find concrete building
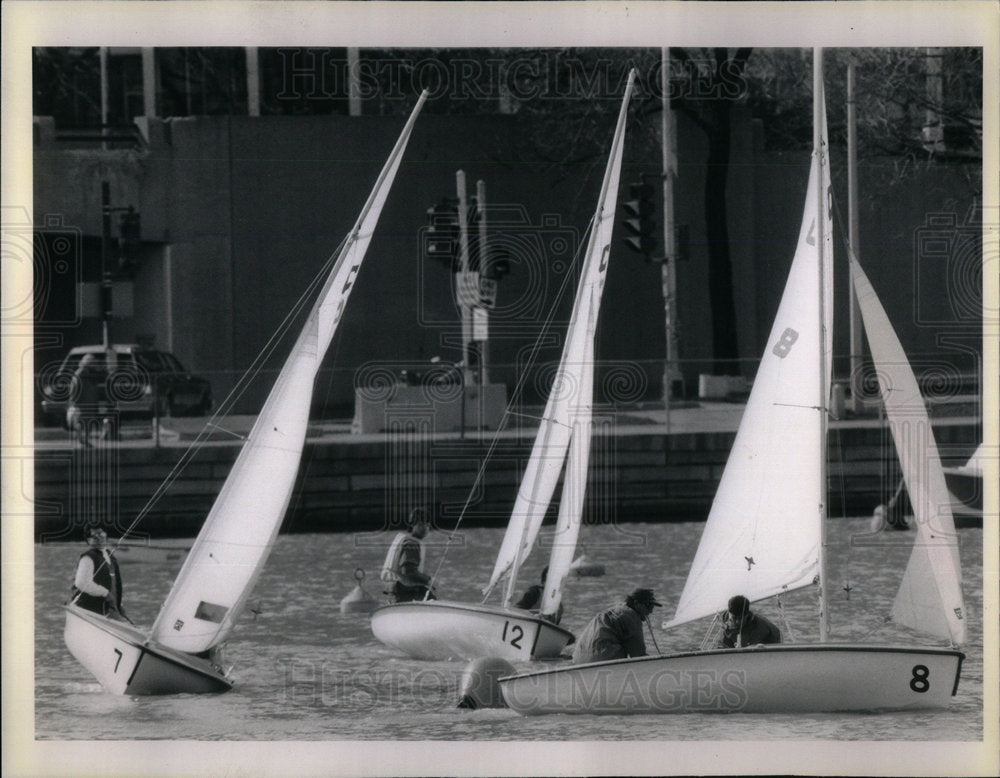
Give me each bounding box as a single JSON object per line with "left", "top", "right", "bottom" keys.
{"left": 32, "top": 48, "right": 982, "bottom": 419}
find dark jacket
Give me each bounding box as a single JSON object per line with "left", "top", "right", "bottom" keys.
{"left": 515, "top": 584, "right": 543, "bottom": 611}
{"left": 572, "top": 604, "right": 646, "bottom": 663}
{"left": 720, "top": 612, "right": 782, "bottom": 648}
{"left": 397, "top": 537, "right": 429, "bottom": 586}
{"left": 72, "top": 547, "right": 122, "bottom": 615}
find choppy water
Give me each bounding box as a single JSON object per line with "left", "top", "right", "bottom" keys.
{"left": 29, "top": 519, "right": 986, "bottom": 771}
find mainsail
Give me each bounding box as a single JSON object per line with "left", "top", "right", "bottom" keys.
{"left": 151, "top": 92, "right": 428, "bottom": 653}
{"left": 486, "top": 70, "right": 635, "bottom": 608}
{"left": 850, "top": 255, "right": 967, "bottom": 646}
{"left": 667, "top": 85, "right": 833, "bottom": 628}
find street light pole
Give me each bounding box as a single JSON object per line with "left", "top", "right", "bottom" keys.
{"left": 477, "top": 178, "right": 489, "bottom": 387}
{"left": 101, "top": 181, "right": 113, "bottom": 349}
{"left": 456, "top": 170, "right": 473, "bottom": 388}
{"left": 847, "top": 60, "right": 864, "bottom": 415}
{"left": 661, "top": 47, "right": 682, "bottom": 423}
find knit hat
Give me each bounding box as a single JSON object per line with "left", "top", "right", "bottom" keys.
{"left": 627, "top": 588, "right": 662, "bottom": 608}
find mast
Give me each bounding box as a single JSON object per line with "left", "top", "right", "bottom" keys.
{"left": 814, "top": 48, "right": 830, "bottom": 642}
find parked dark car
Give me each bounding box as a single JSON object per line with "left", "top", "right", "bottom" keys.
{"left": 39, "top": 344, "right": 212, "bottom": 427}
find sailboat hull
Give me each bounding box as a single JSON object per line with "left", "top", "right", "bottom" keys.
{"left": 64, "top": 606, "right": 233, "bottom": 695}
{"left": 371, "top": 600, "right": 575, "bottom": 661}
{"left": 498, "top": 644, "right": 964, "bottom": 714}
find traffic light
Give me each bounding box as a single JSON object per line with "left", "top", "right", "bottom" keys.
{"left": 117, "top": 208, "right": 141, "bottom": 273}
{"left": 425, "top": 198, "right": 461, "bottom": 270}
{"left": 621, "top": 177, "right": 658, "bottom": 261}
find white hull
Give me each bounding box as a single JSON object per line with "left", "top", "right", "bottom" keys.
{"left": 64, "top": 606, "right": 232, "bottom": 695}
{"left": 499, "top": 644, "right": 964, "bottom": 714}
{"left": 370, "top": 600, "right": 575, "bottom": 661}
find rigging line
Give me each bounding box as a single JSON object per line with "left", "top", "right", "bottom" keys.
{"left": 426, "top": 215, "right": 598, "bottom": 587}
{"left": 201, "top": 421, "right": 248, "bottom": 442}
{"left": 776, "top": 594, "right": 798, "bottom": 643}
{"left": 505, "top": 410, "right": 575, "bottom": 430}
{"left": 115, "top": 235, "right": 350, "bottom": 544}
{"left": 645, "top": 618, "right": 663, "bottom": 656}
{"left": 773, "top": 401, "right": 825, "bottom": 412}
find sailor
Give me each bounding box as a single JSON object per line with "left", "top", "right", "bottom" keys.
{"left": 719, "top": 594, "right": 781, "bottom": 648}
{"left": 381, "top": 508, "right": 435, "bottom": 603}
{"left": 70, "top": 527, "right": 128, "bottom": 621}
{"left": 572, "top": 588, "right": 661, "bottom": 663}
{"left": 515, "top": 566, "right": 563, "bottom": 624}
{"left": 515, "top": 566, "right": 547, "bottom": 611}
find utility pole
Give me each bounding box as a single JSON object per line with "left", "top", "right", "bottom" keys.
{"left": 846, "top": 61, "right": 864, "bottom": 415}
{"left": 922, "top": 48, "right": 946, "bottom": 153}
{"left": 476, "top": 178, "right": 490, "bottom": 387}
{"left": 100, "top": 182, "right": 113, "bottom": 348}
{"left": 661, "top": 47, "right": 683, "bottom": 418}
{"left": 456, "top": 170, "right": 474, "bottom": 388}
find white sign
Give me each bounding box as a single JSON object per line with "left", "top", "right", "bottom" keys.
{"left": 472, "top": 306, "right": 489, "bottom": 341}
{"left": 479, "top": 277, "right": 498, "bottom": 309}
{"left": 456, "top": 271, "right": 481, "bottom": 307}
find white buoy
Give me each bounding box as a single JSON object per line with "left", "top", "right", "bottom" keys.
{"left": 340, "top": 568, "right": 377, "bottom": 614}
{"left": 456, "top": 657, "right": 515, "bottom": 709}
{"left": 569, "top": 554, "right": 605, "bottom": 577}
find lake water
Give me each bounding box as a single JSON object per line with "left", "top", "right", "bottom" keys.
{"left": 27, "top": 518, "right": 988, "bottom": 775}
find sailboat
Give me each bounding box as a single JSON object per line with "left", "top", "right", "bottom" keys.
{"left": 498, "top": 52, "right": 966, "bottom": 714}
{"left": 369, "top": 71, "right": 637, "bottom": 662}
{"left": 63, "top": 92, "right": 428, "bottom": 695}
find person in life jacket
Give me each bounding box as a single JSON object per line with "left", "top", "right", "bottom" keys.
{"left": 70, "top": 527, "right": 128, "bottom": 620}
{"left": 381, "top": 508, "right": 435, "bottom": 603}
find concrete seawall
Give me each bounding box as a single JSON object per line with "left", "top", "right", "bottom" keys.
{"left": 33, "top": 401, "right": 981, "bottom": 540}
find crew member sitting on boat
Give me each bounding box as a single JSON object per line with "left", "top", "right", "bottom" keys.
{"left": 719, "top": 594, "right": 781, "bottom": 648}
{"left": 70, "top": 527, "right": 128, "bottom": 621}
{"left": 572, "top": 587, "right": 661, "bottom": 663}
{"left": 514, "top": 566, "right": 563, "bottom": 624}
{"left": 381, "top": 508, "right": 435, "bottom": 603}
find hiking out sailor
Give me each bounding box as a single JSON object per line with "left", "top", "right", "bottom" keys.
{"left": 70, "top": 527, "right": 128, "bottom": 621}
{"left": 381, "top": 508, "right": 435, "bottom": 602}
{"left": 572, "top": 588, "right": 661, "bottom": 663}
{"left": 719, "top": 594, "right": 782, "bottom": 648}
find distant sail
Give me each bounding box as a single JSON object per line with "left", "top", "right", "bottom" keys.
{"left": 850, "top": 255, "right": 966, "bottom": 646}
{"left": 151, "top": 92, "right": 428, "bottom": 653}
{"left": 668, "top": 85, "right": 833, "bottom": 628}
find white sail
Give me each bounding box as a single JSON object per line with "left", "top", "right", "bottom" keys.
{"left": 151, "top": 92, "right": 428, "bottom": 653}
{"left": 539, "top": 306, "right": 596, "bottom": 619}
{"left": 486, "top": 70, "right": 635, "bottom": 605}
{"left": 668, "top": 88, "right": 833, "bottom": 628}
{"left": 850, "top": 256, "right": 966, "bottom": 646}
